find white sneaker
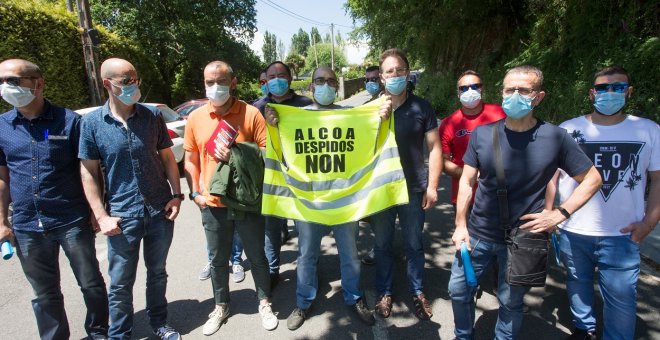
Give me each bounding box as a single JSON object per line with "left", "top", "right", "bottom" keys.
{"left": 232, "top": 264, "right": 245, "bottom": 283}
{"left": 258, "top": 303, "right": 278, "bottom": 330}
{"left": 202, "top": 304, "right": 229, "bottom": 336}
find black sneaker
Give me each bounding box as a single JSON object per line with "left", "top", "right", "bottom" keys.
{"left": 153, "top": 324, "right": 181, "bottom": 340}
{"left": 350, "top": 298, "right": 375, "bottom": 326}
{"left": 567, "top": 328, "right": 597, "bottom": 340}
{"left": 287, "top": 307, "right": 309, "bottom": 330}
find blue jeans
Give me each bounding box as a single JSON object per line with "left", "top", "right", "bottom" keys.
{"left": 106, "top": 211, "right": 174, "bottom": 339}
{"left": 201, "top": 207, "right": 271, "bottom": 304}
{"left": 15, "top": 224, "right": 109, "bottom": 340}
{"left": 560, "top": 230, "right": 639, "bottom": 340}
{"left": 265, "top": 216, "right": 285, "bottom": 274}
{"left": 371, "top": 191, "right": 426, "bottom": 296}
{"left": 448, "top": 237, "right": 529, "bottom": 340}
{"left": 295, "top": 221, "right": 362, "bottom": 309}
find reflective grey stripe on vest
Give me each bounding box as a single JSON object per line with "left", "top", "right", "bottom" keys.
{"left": 264, "top": 146, "right": 400, "bottom": 192}
{"left": 263, "top": 169, "right": 405, "bottom": 210}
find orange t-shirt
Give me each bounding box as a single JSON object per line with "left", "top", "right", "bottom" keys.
{"left": 184, "top": 99, "right": 267, "bottom": 207}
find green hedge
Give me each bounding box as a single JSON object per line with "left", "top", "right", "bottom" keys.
{"left": 0, "top": 0, "right": 163, "bottom": 112}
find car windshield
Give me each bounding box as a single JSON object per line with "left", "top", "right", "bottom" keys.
{"left": 146, "top": 104, "right": 181, "bottom": 123}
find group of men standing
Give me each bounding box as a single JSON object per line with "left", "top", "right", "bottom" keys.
{"left": 0, "top": 46, "right": 657, "bottom": 340}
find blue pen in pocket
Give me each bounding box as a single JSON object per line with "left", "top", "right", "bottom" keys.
{"left": 44, "top": 128, "right": 49, "bottom": 141}
{"left": 551, "top": 232, "right": 561, "bottom": 266}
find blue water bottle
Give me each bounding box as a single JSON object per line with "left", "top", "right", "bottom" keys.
{"left": 1, "top": 240, "right": 13, "bottom": 260}
{"left": 551, "top": 232, "right": 561, "bottom": 266}
{"left": 460, "top": 242, "right": 478, "bottom": 287}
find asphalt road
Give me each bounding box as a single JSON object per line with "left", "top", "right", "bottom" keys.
{"left": 1, "top": 176, "right": 659, "bottom": 340}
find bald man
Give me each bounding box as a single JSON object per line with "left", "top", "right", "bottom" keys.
{"left": 183, "top": 60, "right": 277, "bottom": 335}
{"left": 79, "top": 58, "right": 183, "bottom": 340}
{"left": 0, "top": 59, "right": 109, "bottom": 339}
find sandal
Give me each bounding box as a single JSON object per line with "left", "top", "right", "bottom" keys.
{"left": 413, "top": 293, "right": 433, "bottom": 320}
{"left": 375, "top": 295, "right": 392, "bottom": 318}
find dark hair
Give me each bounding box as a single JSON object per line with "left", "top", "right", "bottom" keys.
{"left": 457, "top": 70, "right": 481, "bottom": 87}
{"left": 365, "top": 65, "right": 379, "bottom": 73}
{"left": 505, "top": 65, "right": 544, "bottom": 89}
{"left": 379, "top": 48, "right": 409, "bottom": 70}
{"left": 266, "top": 61, "right": 292, "bottom": 78}
{"left": 594, "top": 65, "right": 630, "bottom": 83}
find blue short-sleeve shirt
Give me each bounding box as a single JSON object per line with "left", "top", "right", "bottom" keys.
{"left": 0, "top": 101, "right": 89, "bottom": 231}
{"left": 78, "top": 102, "right": 174, "bottom": 217}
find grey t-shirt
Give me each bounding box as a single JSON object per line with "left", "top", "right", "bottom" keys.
{"left": 463, "top": 119, "right": 592, "bottom": 244}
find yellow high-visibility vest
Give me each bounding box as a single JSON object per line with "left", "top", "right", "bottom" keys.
{"left": 262, "top": 97, "right": 409, "bottom": 225}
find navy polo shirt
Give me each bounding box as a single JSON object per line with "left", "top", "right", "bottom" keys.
{"left": 0, "top": 100, "right": 89, "bottom": 232}
{"left": 78, "top": 102, "right": 174, "bottom": 217}
{"left": 393, "top": 93, "right": 438, "bottom": 192}
{"left": 252, "top": 90, "right": 313, "bottom": 114}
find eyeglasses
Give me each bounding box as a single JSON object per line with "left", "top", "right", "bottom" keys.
{"left": 381, "top": 67, "right": 408, "bottom": 76}
{"left": 107, "top": 77, "right": 140, "bottom": 86}
{"left": 503, "top": 87, "right": 537, "bottom": 96}
{"left": 593, "top": 82, "right": 629, "bottom": 94}
{"left": 364, "top": 77, "right": 380, "bottom": 83}
{"left": 458, "top": 83, "right": 482, "bottom": 93}
{"left": 0, "top": 76, "right": 37, "bottom": 86}
{"left": 313, "top": 77, "right": 339, "bottom": 87}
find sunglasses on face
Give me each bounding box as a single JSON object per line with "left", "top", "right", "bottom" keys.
{"left": 107, "top": 77, "right": 140, "bottom": 86}
{"left": 0, "top": 76, "right": 38, "bottom": 86}
{"left": 364, "top": 77, "right": 380, "bottom": 83}
{"left": 593, "top": 82, "right": 629, "bottom": 94}
{"left": 458, "top": 83, "right": 482, "bottom": 93}
{"left": 313, "top": 77, "right": 339, "bottom": 87}
{"left": 381, "top": 67, "right": 408, "bottom": 76}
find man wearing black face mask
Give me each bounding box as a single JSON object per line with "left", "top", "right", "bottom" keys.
{"left": 79, "top": 58, "right": 183, "bottom": 340}
{"left": 0, "top": 59, "right": 110, "bottom": 340}
{"left": 548, "top": 65, "right": 659, "bottom": 340}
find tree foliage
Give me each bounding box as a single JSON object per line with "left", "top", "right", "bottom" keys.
{"left": 290, "top": 28, "right": 310, "bottom": 56}
{"left": 90, "top": 0, "right": 260, "bottom": 105}
{"left": 347, "top": 0, "right": 660, "bottom": 123}
{"left": 310, "top": 27, "right": 322, "bottom": 46}
{"left": 262, "top": 31, "right": 278, "bottom": 63}
{"left": 303, "top": 43, "right": 347, "bottom": 74}
{"left": 285, "top": 53, "right": 305, "bottom": 79}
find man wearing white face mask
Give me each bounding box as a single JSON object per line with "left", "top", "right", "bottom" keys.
{"left": 449, "top": 65, "right": 602, "bottom": 339}
{"left": 547, "top": 65, "right": 659, "bottom": 340}
{"left": 0, "top": 59, "right": 110, "bottom": 339}
{"left": 184, "top": 60, "right": 278, "bottom": 334}
{"left": 79, "top": 58, "right": 183, "bottom": 339}
{"left": 439, "top": 70, "right": 505, "bottom": 207}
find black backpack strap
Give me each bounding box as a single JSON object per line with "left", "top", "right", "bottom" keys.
{"left": 492, "top": 121, "right": 510, "bottom": 230}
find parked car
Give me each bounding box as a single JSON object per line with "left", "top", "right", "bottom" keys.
{"left": 74, "top": 103, "right": 186, "bottom": 164}
{"left": 174, "top": 99, "right": 208, "bottom": 119}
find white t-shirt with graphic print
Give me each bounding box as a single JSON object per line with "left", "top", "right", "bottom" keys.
{"left": 557, "top": 115, "right": 660, "bottom": 236}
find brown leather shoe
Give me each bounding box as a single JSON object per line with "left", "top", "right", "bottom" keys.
{"left": 413, "top": 293, "right": 433, "bottom": 320}
{"left": 375, "top": 295, "right": 392, "bottom": 318}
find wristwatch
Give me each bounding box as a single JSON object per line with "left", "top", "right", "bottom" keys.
{"left": 172, "top": 193, "right": 185, "bottom": 200}
{"left": 189, "top": 191, "right": 201, "bottom": 200}
{"left": 555, "top": 206, "right": 571, "bottom": 219}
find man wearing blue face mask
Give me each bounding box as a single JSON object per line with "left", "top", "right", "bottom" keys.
{"left": 364, "top": 65, "right": 383, "bottom": 103}
{"left": 0, "top": 59, "right": 110, "bottom": 340}
{"left": 371, "top": 48, "right": 442, "bottom": 321}
{"left": 548, "top": 65, "right": 659, "bottom": 340}
{"left": 253, "top": 61, "right": 313, "bottom": 289}
{"left": 79, "top": 58, "right": 183, "bottom": 340}
{"left": 449, "top": 65, "right": 602, "bottom": 339}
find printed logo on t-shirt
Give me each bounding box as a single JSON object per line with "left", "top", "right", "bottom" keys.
{"left": 570, "top": 130, "right": 644, "bottom": 201}
{"left": 455, "top": 129, "right": 471, "bottom": 138}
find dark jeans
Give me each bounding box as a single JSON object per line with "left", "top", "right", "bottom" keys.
{"left": 15, "top": 224, "right": 109, "bottom": 339}
{"left": 371, "top": 191, "right": 426, "bottom": 296}
{"left": 106, "top": 211, "right": 174, "bottom": 339}
{"left": 201, "top": 207, "right": 271, "bottom": 304}
{"left": 264, "top": 216, "right": 285, "bottom": 274}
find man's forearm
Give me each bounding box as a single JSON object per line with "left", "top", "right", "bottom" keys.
{"left": 80, "top": 162, "right": 108, "bottom": 218}
{"left": 184, "top": 151, "right": 202, "bottom": 193}
{"left": 443, "top": 159, "right": 463, "bottom": 180}
{"left": 427, "top": 147, "right": 442, "bottom": 191}
{"left": 0, "top": 167, "right": 11, "bottom": 224}
{"left": 562, "top": 166, "right": 602, "bottom": 215}
{"left": 161, "top": 150, "right": 181, "bottom": 194}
